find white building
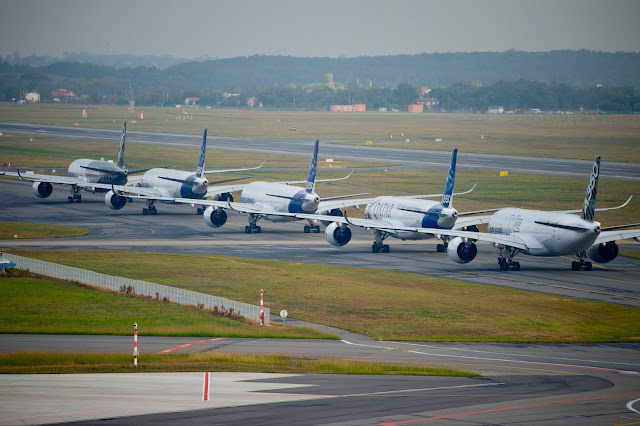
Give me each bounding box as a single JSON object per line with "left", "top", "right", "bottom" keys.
{"left": 25, "top": 92, "right": 40, "bottom": 103}
{"left": 487, "top": 106, "right": 504, "bottom": 114}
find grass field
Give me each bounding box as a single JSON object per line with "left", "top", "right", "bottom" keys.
{"left": 1, "top": 104, "right": 639, "bottom": 162}
{"left": 0, "top": 352, "right": 477, "bottom": 376}
{"left": 0, "top": 222, "right": 89, "bottom": 239}
{"left": 0, "top": 274, "right": 335, "bottom": 339}
{"left": 4, "top": 249, "right": 639, "bottom": 343}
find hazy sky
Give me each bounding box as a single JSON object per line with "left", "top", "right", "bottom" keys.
{"left": 2, "top": 0, "right": 639, "bottom": 59}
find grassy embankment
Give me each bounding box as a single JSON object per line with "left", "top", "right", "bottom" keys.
{"left": 0, "top": 352, "right": 477, "bottom": 376}
{"left": 1, "top": 103, "right": 639, "bottom": 162}
{"left": 0, "top": 222, "right": 89, "bottom": 239}
{"left": 3, "top": 250, "right": 639, "bottom": 343}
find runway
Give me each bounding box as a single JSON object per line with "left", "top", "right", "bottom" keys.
{"left": 1, "top": 124, "right": 640, "bottom": 424}
{"left": 2, "top": 178, "right": 640, "bottom": 308}
{"left": 1, "top": 334, "right": 639, "bottom": 425}
{"left": 2, "top": 121, "right": 640, "bottom": 181}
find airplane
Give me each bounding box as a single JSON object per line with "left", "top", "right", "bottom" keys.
{"left": 119, "top": 139, "right": 367, "bottom": 232}
{"left": 323, "top": 148, "right": 495, "bottom": 253}
{"left": 105, "top": 128, "right": 265, "bottom": 215}
{"left": 1, "top": 122, "right": 132, "bottom": 203}
{"left": 299, "top": 156, "right": 639, "bottom": 271}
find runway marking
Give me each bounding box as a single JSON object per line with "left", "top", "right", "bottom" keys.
{"left": 203, "top": 372, "right": 210, "bottom": 401}
{"left": 392, "top": 341, "right": 640, "bottom": 369}
{"left": 341, "top": 340, "right": 640, "bottom": 376}
{"left": 157, "top": 337, "right": 226, "bottom": 354}
{"left": 628, "top": 398, "right": 640, "bottom": 415}
{"left": 341, "top": 382, "right": 504, "bottom": 398}
{"left": 378, "top": 391, "right": 640, "bottom": 425}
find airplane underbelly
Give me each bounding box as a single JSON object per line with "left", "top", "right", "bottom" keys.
{"left": 263, "top": 215, "right": 298, "bottom": 223}
{"left": 391, "top": 231, "right": 432, "bottom": 241}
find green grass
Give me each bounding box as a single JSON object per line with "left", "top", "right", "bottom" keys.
{"left": 1, "top": 104, "right": 639, "bottom": 162}
{"left": 0, "top": 275, "right": 335, "bottom": 339}
{"left": 4, "top": 250, "right": 639, "bottom": 343}
{"left": 0, "top": 352, "right": 478, "bottom": 376}
{"left": 0, "top": 222, "right": 89, "bottom": 239}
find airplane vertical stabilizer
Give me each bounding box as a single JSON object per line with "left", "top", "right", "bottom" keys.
{"left": 441, "top": 148, "right": 457, "bottom": 208}
{"left": 581, "top": 156, "right": 600, "bottom": 222}
{"left": 305, "top": 140, "right": 319, "bottom": 193}
{"left": 117, "top": 122, "right": 126, "bottom": 169}
{"left": 195, "top": 128, "right": 207, "bottom": 178}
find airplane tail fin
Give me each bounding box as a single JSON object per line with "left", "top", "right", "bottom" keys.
{"left": 305, "top": 140, "right": 319, "bottom": 193}
{"left": 441, "top": 148, "right": 457, "bottom": 208}
{"left": 580, "top": 156, "right": 600, "bottom": 222}
{"left": 117, "top": 122, "right": 126, "bottom": 169}
{"left": 195, "top": 128, "right": 207, "bottom": 177}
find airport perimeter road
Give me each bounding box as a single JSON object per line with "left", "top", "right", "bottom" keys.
{"left": 2, "top": 121, "right": 640, "bottom": 181}
{"left": 1, "top": 335, "right": 639, "bottom": 425}
{"left": 2, "top": 178, "right": 640, "bottom": 308}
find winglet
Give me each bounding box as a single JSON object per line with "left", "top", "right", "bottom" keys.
{"left": 306, "top": 140, "right": 319, "bottom": 193}
{"left": 117, "top": 121, "right": 126, "bottom": 169}
{"left": 581, "top": 156, "right": 600, "bottom": 222}
{"left": 441, "top": 148, "right": 457, "bottom": 208}
{"left": 195, "top": 128, "right": 207, "bottom": 178}
{"left": 17, "top": 168, "right": 24, "bottom": 180}
{"left": 343, "top": 210, "right": 354, "bottom": 225}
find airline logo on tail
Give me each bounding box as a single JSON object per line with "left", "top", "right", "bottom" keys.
{"left": 117, "top": 122, "right": 126, "bottom": 169}
{"left": 441, "top": 148, "right": 457, "bottom": 208}
{"left": 306, "top": 140, "right": 319, "bottom": 193}
{"left": 581, "top": 156, "right": 600, "bottom": 222}
{"left": 195, "top": 129, "right": 207, "bottom": 177}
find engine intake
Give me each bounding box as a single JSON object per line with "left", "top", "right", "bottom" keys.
{"left": 325, "top": 222, "right": 351, "bottom": 247}
{"left": 203, "top": 206, "right": 228, "bottom": 228}
{"left": 211, "top": 193, "right": 233, "bottom": 202}
{"left": 104, "top": 190, "right": 127, "bottom": 210}
{"left": 446, "top": 237, "right": 478, "bottom": 264}
{"left": 320, "top": 208, "right": 344, "bottom": 226}
{"left": 32, "top": 181, "right": 53, "bottom": 198}
{"left": 587, "top": 242, "right": 618, "bottom": 264}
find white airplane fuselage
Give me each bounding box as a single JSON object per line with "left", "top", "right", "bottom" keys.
{"left": 487, "top": 208, "right": 601, "bottom": 256}
{"left": 364, "top": 196, "right": 458, "bottom": 240}
{"left": 241, "top": 181, "right": 320, "bottom": 222}
{"left": 137, "top": 169, "right": 208, "bottom": 199}
{"left": 67, "top": 159, "right": 128, "bottom": 189}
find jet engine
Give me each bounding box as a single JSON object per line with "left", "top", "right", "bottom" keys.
{"left": 211, "top": 193, "right": 233, "bottom": 202}
{"left": 325, "top": 222, "right": 352, "bottom": 247}
{"left": 104, "top": 190, "right": 127, "bottom": 210}
{"left": 320, "top": 208, "right": 344, "bottom": 227}
{"left": 32, "top": 182, "right": 53, "bottom": 198}
{"left": 446, "top": 237, "right": 478, "bottom": 264}
{"left": 587, "top": 241, "right": 619, "bottom": 263}
{"left": 203, "top": 206, "right": 228, "bottom": 228}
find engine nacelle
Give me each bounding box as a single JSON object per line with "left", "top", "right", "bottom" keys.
{"left": 203, "top": 206, "right": 228, "bottom": 228}
{"left": 32, "top": 181, "right": 53, "bottom": 198}
{"left": 587, "top": 241, "right": 619, "bottom": 264}
{"left": 320, "top": 208, "right": 344, "bottom": 226}
{"left": 325, "top": 222, "right": 352, "bottom": 247}
{"left": 446, "top": 237, "right": 478, "bottom": 264}
{"left": 211, "top": 193, "right": 234, "bottom": 202}
{"left": 104, "top": 190, "right": 127, "bottom": 210}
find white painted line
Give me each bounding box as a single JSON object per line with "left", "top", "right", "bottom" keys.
{"left": 341, "top": 382, "right": 504, "bottom": 398}
{"left": 627, "top": 397, "right": 640, "bottom": 414}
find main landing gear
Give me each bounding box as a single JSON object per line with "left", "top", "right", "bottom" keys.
{"left": 245, "top": 213, "right": 262, "bottom": 233}
{"left": 142, "top": 200, "right": 157, "bottom": 215}
{"left": 372, "top": 230, "right": 390, "bottom": 253}
{"left": 304, "top": 221, "right": 320, "bottom": 233}
{"left": 572, "top": 252, "right": 592, "bottom": 271}
{"left": 436, "top": 242, "right": 448, "bottom": 253}
{"left": 67, "top": 185, "right": 82, "bottom": 203}
{"left": 498, "top": 246, "right": 521, "bottom": 271}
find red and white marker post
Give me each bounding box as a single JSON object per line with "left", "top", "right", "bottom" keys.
{"left": 133, "top": 322, "right": 138, "bottom": 367}
{"left": 260, "top": 289, "right": 265, "bottom": 326}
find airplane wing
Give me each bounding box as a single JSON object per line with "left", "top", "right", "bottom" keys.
{"left": 556, "top": 195, "right": 633, "bottom": 215}
{"left": 595, "top": 227, "right": 640, "bottom": 245}
{"left": 3, "top": 170, "right": 83, "bottom": 185}
{"left": 404, "top": 182, "right": 479, "bottom": 199}
{"left": 453, "top": 215, "right": 493, "bottom": 229}
{"left": 280, "top": 169, "right": 354, "bottom": 185}
{"left": 203, "top": 160, "right": 266, "bottom": 174}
